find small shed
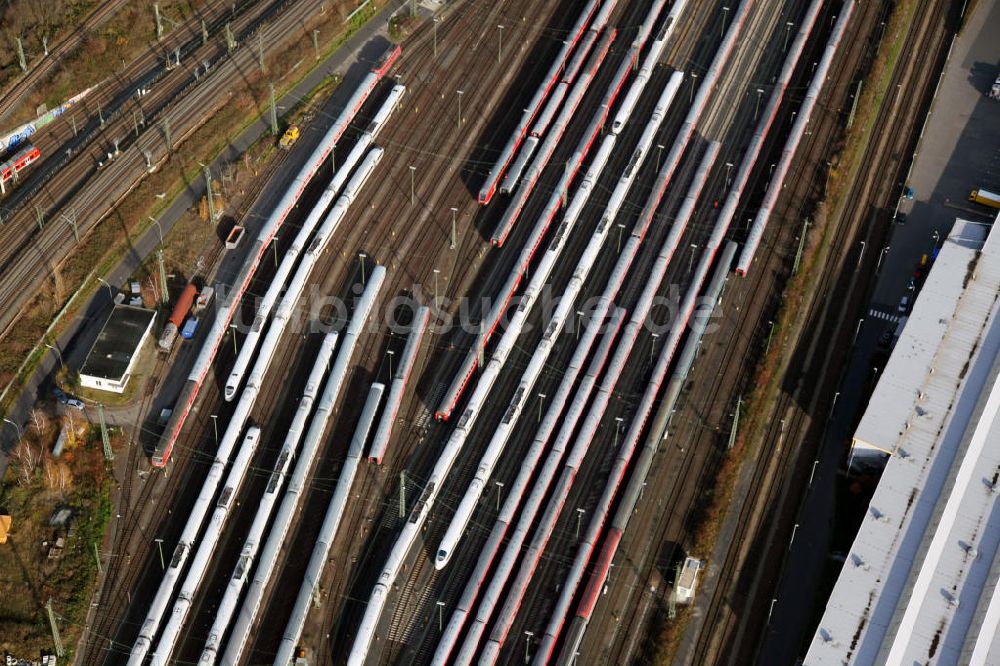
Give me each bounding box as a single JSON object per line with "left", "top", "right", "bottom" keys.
{"left": 675, "top": 556, "right": 704, "bottom": 604}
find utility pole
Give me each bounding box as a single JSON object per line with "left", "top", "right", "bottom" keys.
{"left": 154, "top": 538, "right": 165, "bottom": 570}
{"left": 497, "top": 24, "right": 504, "bottom": 64}
{"left": 204, "top": 166, "right": 216, "bottom": 222}
{"left": 162, "top": 118, "right": 172, "bottom": 152}
{"left": 847, "top": 80, "right": 863, "bottom": 129}
{"left": 399, "top": 470, "right": 406, "bottom": 519}
{"left": 98, "top": 404, "right": 113, "bottom": 461}
{"left": 409, "top": 165, "right": 416, "bottom": 206}
{"left": 42, "top": 35, "right": 48, "bottom": 56}
{"left": 62, "top": 210, "right": 79, "bottom": 243}
{"left": 133, "top": 110, "right": 140, "bottom": 137}
{"left": 93, "top": 541, "right": 103, "bottom": 576}
{"left": 754, "top": 88, "right": 764, "bottom": 120}
{"left": 97, "top": 100, "right": 104, "bottom": 127}
{"left": 201, "top": 19, "right": 208, "bottom": 45}
{"left": 16, "top": 37, "right": 26, "bottom": 72}
{"left": 154, "top": 3, "right": 163, "bottom": 40}
{"left": 450, "top": 207, "right": 458, "bottom": 249}
{"left": 477, "top": 320, "right": 485, "bottom": 367}
{"left": 728, "top": 395, "right": 741, "bottom": 449}
{"left": 433, "top": 17, "right": 440, "bottom": 57}
{"left": 792, "top": 219, "right": 810, "bottom": 274}
{"left": 46, "top": 599, "right": 65, "bottom": 657}
{"left": 410, "top": 0, "right": 417, "bottom": 16}
{"left": 34, "top": 206, "right": 44, "bottom": 232}
{"left": 157, "top": 250, "right": 169, "bottom": 304}
{"left": 456, "top": 89, "right": 463, "bottom": 128}
{"left": 269, "top": 82, "right": 278, "bottom": 136}
{"left": 258, "top": 32, "right": 266, "bottom": 72}
{"left": 312, "top": 29, "right": 320, "bottom": 60}
{"left": 225, "top": 23, "right": 235, "bottom": 52}
{"left": 71, "top": 116, "right": 77, "bottom": 136}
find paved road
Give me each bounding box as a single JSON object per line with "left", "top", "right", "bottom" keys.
{"left": 0, "top": 0, "right": 408, "bottom": 479}
{"left": 758, "top": 0, "right": 1000, "bottom": 662}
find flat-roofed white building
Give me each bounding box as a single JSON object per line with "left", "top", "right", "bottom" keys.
{"left": 807, "top": 214, "right": 1000, "bottom": 665}
{"left": 79, "top": 305, "right": 156, "bottom": 394}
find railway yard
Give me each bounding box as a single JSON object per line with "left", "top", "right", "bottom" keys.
{"left": 0, "top": 0, "right": 978, "bottom": 663}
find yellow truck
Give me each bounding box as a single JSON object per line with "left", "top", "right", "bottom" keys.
{"left": 279, "top": 125, "right": 300, "bottom": 150}
{"left": 969, "top": 189, "right": 1000, "bottom": 209}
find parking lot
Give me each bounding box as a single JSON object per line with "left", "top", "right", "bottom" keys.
{"left": 872, "top": 2, "right": 1000, "bottom": 321}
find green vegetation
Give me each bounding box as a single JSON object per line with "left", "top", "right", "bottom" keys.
{"left": 389, "top": 13, "right": 419, "bottom": 43}
{"left": 0, "top": 413, "right": 116, "bottom": 662}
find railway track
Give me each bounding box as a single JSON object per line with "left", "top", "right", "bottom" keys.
{"left": 0, "top": 0, "right": 276, "bottom": 256}
{"left": 75, "top": 93, "right": 300, "bottom": 666}
{"left": 350, "top": 0, "right": 762, "bottom": 661}
{"left": 507, "top": 0, "right": 870, "bottom": 660}
{"left": 687, "top": 0, "right": 951, "bottom": 660}
{"left": 0, "top": 0, "right": 132, "bottom": 124}
{"left": 280, "top": 0, "right": 594, "bottom": 660}
{"left": 69, "top": 0, "right": 945, "bottom": 661}
{"left": 0, "top": 0, "right": 344, "bottom": 345}
{"left": 490, "top": 0, "right": 816, "bottom": 657}
{"left": 78, "top": 0, "right": 568, "bottom": 660}
{"left": 349, "top": 0, "right": 769, "bottom": 659}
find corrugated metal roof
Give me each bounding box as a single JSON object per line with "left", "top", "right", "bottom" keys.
{"left": 807, "top": 217, "right": 1000, "bottom": 665}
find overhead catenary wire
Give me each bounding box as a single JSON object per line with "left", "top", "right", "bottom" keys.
{"left": 556, "top": 240, "right": 738, "bottom": 664}
{"left": 221, "top": 265, "right": 387, "bottom": 666}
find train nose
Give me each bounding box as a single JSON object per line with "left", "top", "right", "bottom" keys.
{"left": 435, "top": 548, "right": 450, "bottom": 570}
{"left": 224, "top": 383, "right": 237, "bottom": 401}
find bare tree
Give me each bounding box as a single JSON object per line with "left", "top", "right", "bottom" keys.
{"left": 30, "top": 407, "right": 48, "bottom": 434}
{"left": 12, "top": 439, "right": 40, "bottom": 485}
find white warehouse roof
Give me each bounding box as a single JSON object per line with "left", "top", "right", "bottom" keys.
{"left": 851, "top": 219, "right": 990, "bottom": 459}
{"left": 807, "top": 215, "right": 1000, "bottom": 665}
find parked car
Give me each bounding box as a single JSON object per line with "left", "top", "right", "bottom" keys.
{"left": 52, "top": 387, "right": 68, "bottom": 404}
{"left": 898, "top": 296, "right": 910, "bottom": 313}
{"left": 66, "top": 398, "right": 85, "bottom": 411}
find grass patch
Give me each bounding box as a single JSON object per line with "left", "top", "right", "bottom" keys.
{"left": 0, "top": 411, "right": 117, "bottom": 661}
